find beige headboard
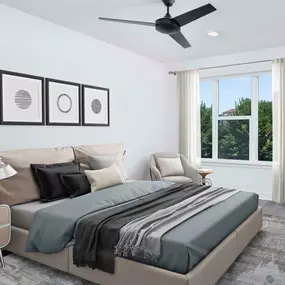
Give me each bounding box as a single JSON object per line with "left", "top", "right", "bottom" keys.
{"left": 73, "top": 143, "right": 125, "bottom": 170}
{"left": 0, "top": 143, "right": 125, "bottom": 206}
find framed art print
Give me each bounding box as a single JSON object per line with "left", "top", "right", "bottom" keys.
{"left": 46, "top": 78, "right": 81, "bottom": 126}
{"left": 0, "top": 70, "right": 44, "bottom": 125}
{"left": 82, "top": 85, "right": 110, "bottom": 126}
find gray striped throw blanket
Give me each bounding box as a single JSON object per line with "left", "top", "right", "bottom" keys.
{"left": 114, "top": 186, "right": 239, "bottom": 261}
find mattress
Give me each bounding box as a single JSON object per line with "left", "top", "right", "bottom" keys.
{"left": 11, "top": 199, "right": 69, "bottom": 230}
{"left": 11, "top": 181, "right": 145, "bottom": 230}
{"left": 131, "top": 191, "right": 259, "bottom": 274}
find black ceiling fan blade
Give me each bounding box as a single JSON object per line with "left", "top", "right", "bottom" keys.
{"left": 98, "top": 17, "right": 155, "bottom": 27}
{"left": 173, "top": 3, "right": 217, "bottom": 27}
{"left": 169, "top": 32, "right": 191, "bottom": 48}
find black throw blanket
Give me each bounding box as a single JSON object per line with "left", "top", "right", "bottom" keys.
{"left": 73, "top": 183, "right": 207, "bottom": 274}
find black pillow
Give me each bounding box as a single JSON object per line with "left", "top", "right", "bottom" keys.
{"left": 31, "top": 162, "right": 79, "bottom": 202}
{"left": 31, "top": 161, "right": 78, "bottom": 186}
{"left": 60, "top": 172, "right": 91, "bottom": 198}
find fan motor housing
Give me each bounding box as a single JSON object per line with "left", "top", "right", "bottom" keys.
{"left": 155, "top": 18, "right": 180, "bottom": 35}
{"left": 162, "top": 0, "right": 175, "bottom": 7}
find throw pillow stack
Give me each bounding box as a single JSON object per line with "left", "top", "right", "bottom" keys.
{"left": 30, "top": 153, "right": 127, "bottom": 202}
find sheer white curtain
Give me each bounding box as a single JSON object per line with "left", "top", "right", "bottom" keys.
{"left": 177, "top": 70, "right": 201, "bottom": 168}
{"left": 272, "top": 58, "right": 285, "bottom": 203}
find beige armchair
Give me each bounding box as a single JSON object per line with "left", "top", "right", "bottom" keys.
{"left": 149, "top": 153, "right": 199, "bottom": 183}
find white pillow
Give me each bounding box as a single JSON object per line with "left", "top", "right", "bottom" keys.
{"left": 156, "top": 157, "right": 184, "bottom": 177}
{"left": 85, "top": 163, "right": 126, "bottom": 192}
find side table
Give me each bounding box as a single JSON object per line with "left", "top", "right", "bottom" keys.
{"left": 198, "top": 169, "right": 213, "bottom": 186}
{"left": 0, "top": 205, "right": 11, "bottom": 267}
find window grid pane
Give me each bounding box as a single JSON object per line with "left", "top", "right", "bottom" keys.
{"left": 218, "top": 119, "right": 250, "bottom": 160}
{"left": 200, "top": 81, "right": 212, "bottom": 158}
{"left": 218, "top": 77, "right": 251, "bottom": 117}
{"left": 258, "top": 74, "right": 272, "bottom": 161}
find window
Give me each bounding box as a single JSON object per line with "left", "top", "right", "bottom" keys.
{"left": 200, "top": 73, "right": 272, "bottom": 162}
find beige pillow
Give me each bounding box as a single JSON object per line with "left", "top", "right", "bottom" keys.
{"left": 157, "top": 157, "right": 184, "bottom": 177}
{"left": 85, "top": 163, "right": 126, "bottom": 192}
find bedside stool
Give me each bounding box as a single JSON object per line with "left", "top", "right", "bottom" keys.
{"left": 198, "top": 169, "right": 213, "bottom": 186}
{"left": 0, "top": 205, "right": 11, "bottom": 267}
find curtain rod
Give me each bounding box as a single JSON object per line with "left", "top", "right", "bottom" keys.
{"left": 168, "top": 59, "right": 272, "bottom": 75}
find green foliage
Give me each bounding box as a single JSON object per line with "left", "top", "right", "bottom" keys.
{"left": 200, "top": 101, "right": 212, "bottom": 158}
{"left": 201, "top": 97, "right": 272, "bottom": 161}
{"left": 234, "top": 98, "right": 251, "bottom": 116}
{"left": 258, "top": 100, "right": 272, "bottom": 161}
{"left": 218, "top": 119, "right": 249, "bottom": 160}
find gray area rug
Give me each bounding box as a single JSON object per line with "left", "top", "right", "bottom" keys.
{"left": 1, "top": 214, "right": 285, "bottom": 285}
{"left": 218, "top": 214, "right": 285, "bottom": 285}
{"left": 0, "top": 255, "right": 95, "bottom": 285}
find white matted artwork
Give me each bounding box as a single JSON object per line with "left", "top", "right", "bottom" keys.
{"left": 0, "top": 71, "right": 44, "bottom": 125}
{"left": 46, "top": 79, "right": 81, "bottom": 126}
{"left": 82, "top": 85, "right": 110, "bottom": 126}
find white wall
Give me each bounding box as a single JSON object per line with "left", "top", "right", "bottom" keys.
{"left": 0, "top": 5, "right": 178, "bottom": 179}
{"left": 202, "top": 162, "right": 272, "bottom": 200}
{"left": 169, "top": 46, "right": 285, "bottom": 72}
{"left": 167, "top": 46, "right": 285, "bottom": 201}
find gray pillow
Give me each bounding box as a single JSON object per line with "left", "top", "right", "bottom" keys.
{"left": 89, "top": 155, "right": 127, "bottom": 180}
{"left": 85, "top": 164, "right": 126, "bottom": 192}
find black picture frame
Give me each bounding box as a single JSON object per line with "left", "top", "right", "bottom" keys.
{"left": 46, "top": 78, "right": 81, "bottom": 126}
{"left": 82, "top": 84, "right": 110, "bottom": 127}
{"left": 0, "top": 70, "right": 45, "bottom": 125}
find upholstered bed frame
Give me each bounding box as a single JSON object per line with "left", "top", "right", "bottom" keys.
{"left": 6, "top": 209, "right": 262, "bottom": 285}
{"left": 0, "top": 143, "right": 263, "bottom": 285}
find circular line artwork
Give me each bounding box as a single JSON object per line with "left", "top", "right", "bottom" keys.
{"left": 91, "top": 99, "right": 102, "bottom": 114}
{"left": 57, "top": 94, "right": 72, "bottom": 113}
{"left": 14, "top": 90, "right": 32, "bottom": 110}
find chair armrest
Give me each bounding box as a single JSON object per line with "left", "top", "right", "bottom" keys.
{"left": 180, "top": 156, "right": 199, "bottom": 183}
{"left": 0, "top": 205, "right": 10, "bottom": 227}
{"left": 0, "top": 205, "right": 11, "bottom": 249}
{"left": 150, "top": 165, "right": 162, "bottom": 181}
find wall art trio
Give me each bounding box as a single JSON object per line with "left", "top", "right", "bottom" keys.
{"left": 0, "top": 70, "right": 110, "bottom": 126}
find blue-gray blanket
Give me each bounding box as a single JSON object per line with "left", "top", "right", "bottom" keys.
{"left": 26, "top": 181, "right": 172, "bottom": 253}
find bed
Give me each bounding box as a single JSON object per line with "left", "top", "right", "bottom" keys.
{"left": 1, "top": 144, "right": 262, "bottom": 285}
{"left": 8, "top": 182, "right": 262, "bottom": 285}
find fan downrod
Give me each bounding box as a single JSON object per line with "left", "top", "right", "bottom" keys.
{"left": 162, "top": 0, "right": 175, "bottom": 7}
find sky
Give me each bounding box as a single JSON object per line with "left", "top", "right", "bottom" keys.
{"left": 200, "top": 73, "right": 272, "bottom": 114}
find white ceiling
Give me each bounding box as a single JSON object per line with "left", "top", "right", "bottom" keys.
{"left": 3, "top": 0, "right": 285, "bottom": 63}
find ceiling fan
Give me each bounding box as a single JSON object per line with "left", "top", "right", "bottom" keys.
{"left": 99, "top": 0, "right": 217, "bottom": 49}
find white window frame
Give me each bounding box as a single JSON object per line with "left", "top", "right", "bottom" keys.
{"left": 201, "top": 71, "right": 272, "bottom": 166}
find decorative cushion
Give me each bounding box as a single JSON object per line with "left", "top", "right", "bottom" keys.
{"left": 156, "top": 157, "right": 184, "bottom": 177}
{"left": 60, "top": 172, "right": 91, "bottom": 198}
{"left": 31, "top": 162, "right": 79, "bottom": 202}
{"left": 89, "top": 155, "right": 127, "bottom": 180}
{"left": 0, "top": 147, "right": 74, "bottom": 206}
{"left": 73, "top": 144, "right": 125, "bottom": 171}
{"left": 85, "top": 164, "right": 126, "bottom": 192}
{"left": 31, "top": 161, "right": 77, "bottom": 190}
{"left": 162, "top": 176, "right": 193, "bottom": 183}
